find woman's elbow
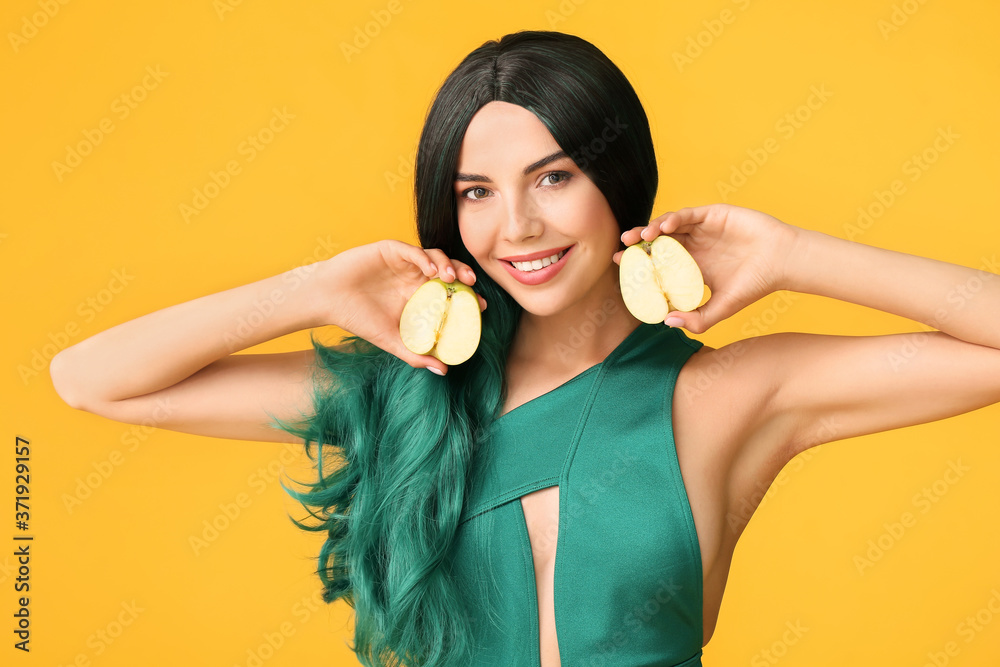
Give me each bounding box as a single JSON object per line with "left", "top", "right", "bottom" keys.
{"left": 49, "top": 350, "right": 88, "bottom": 411}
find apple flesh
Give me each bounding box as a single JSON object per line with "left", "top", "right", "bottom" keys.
{"left": 619, "top": 235, "right": 705, "bottom": 324}
{"left": 399, "top": 278, "right": 482, "bottom": 365}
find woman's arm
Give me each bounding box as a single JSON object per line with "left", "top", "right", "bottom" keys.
{"left": 51, "top": 264, "right": 330, "bottom": 409}
{"left": 767, "top": 227, "right": 1000, "bottom": 454}
{"left": 49, "top": 262, "right": 335, "bottom": 443}
{"left": 784, "top": 228, "right": 1000, "bottom": 350}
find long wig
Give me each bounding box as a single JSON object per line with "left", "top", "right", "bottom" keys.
{"left": 272, "top": 29, "right": 659, "bottom": 666}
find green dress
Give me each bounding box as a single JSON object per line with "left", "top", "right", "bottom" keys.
{"left": 448, "top": 322, "right": 706, "bottom": 666}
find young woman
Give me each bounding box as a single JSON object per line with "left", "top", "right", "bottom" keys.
{"left": 49, "top": 30, "right": 1000, "bottom": 667}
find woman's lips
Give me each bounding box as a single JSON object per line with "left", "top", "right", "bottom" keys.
{"left": 500, "top": 245, "right": 574, "bottom": 285}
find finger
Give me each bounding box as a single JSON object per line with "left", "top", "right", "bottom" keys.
{"left": 407, "top": 244, "right": 438, "bottom": 277}
{"left": 612, "top": 249, "right": 624, "bottom": 265}
{"left": 451, "top": 260, "right": 478, "bottom": 285}
{"left": 412, "top": 353, "right": 448, "bottom": 376}
{"left": 641, "top": 212, "right": 675, "bottom": 240}
{"left": 664, "top": 289, "right": 736, "bottom": 335}
{"left": 420, "top": 356, "right": 448, "bottom": 376}
{"left": 371, "top": 329, "right": 449, "bottom": 376}
{"left": 477, "top": 294, "right": 488, "bottom": 311}
{"left": 647, "top": 207, "right": 714, "bottom": 239}
{"left": 652, "top": 212, "right": 683, "bottom": 238}
{"left": 392, "top": 336, "right": 449, "bottom": 375}
{"left": 423, "top": 248, "right": 458, "bottom": 282}
{"left": 620, "top": 226, "right": 648, "bottom": 247}
{"left": 667, "top": 204, "right": 728, "bottom": 233}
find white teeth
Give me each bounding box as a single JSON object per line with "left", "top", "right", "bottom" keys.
{"left": 511, "top": 249, "right": 566, "bottom": 272}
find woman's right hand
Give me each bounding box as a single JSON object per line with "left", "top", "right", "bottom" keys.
{"left": 317, "top": 239, "right": 487, "bottom": 375}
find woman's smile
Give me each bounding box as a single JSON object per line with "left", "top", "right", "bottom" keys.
{"left": 500, "top": 244, "right": 575, "bottom": 285}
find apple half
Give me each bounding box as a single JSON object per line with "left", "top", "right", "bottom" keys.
{"left": 619, "top": 235, "right": 705, "bottom": 324}
{"left": 399, "top": 278, "right": 482, "bottom": 365}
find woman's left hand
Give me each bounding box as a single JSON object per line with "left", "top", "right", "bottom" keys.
{"left": 613, "top": 204, "right": 802, "bottom": 334}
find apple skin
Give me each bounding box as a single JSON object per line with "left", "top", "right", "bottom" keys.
{"left": 619, "top": 235, "right": 705, "bottom": 324}
{"left": 399, "top": 278, "right": 482, "bottom": 365}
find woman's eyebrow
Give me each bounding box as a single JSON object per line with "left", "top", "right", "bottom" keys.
{"left": 454, "top": 150, "right": 569, "bottom": 183}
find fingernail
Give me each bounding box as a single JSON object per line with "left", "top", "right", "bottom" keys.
{"left": 664, "top": 317, "right": 684, "bottom": 328}
{"left": 426, "top": 366, "right": 445, "bottom": 376}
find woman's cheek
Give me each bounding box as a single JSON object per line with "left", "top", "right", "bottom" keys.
{"left": 458, "top": 222, "right": 489, "bottom": 267}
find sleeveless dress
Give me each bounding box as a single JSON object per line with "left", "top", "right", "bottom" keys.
{"left": 447, "top": 321, "right": 706, "bottom": 666}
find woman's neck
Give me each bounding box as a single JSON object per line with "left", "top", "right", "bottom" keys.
{"left": 508, "top": 291, "right": 642, "bottom": 375}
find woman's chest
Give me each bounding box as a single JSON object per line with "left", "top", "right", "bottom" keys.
{"left": 452, "top": 347, "right": 708, "bottom": 663}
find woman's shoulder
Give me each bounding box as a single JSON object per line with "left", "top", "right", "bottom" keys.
{"left": 674, "top": 333, "right": 791, "bottom": 429}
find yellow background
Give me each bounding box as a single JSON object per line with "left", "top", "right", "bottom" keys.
{"left": 3, "top": 0, "right": 999, "bottom": 665}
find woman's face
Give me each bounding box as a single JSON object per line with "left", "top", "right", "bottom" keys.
{"left": 455, "top": 101, "right": 621, "bottom": 318}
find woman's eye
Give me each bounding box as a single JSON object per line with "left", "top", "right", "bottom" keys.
{"left": 461, "top": 186, "right": 490, "bottom": 201}
{"left": 460, "top": 172, "right": 570, "bottom": 201}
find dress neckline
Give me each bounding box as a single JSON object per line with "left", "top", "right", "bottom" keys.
{"left": 497, "top": 321, "right": 651, "bottom": 422}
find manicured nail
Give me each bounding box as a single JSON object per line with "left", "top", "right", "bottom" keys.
{"left": 664, "top": 317, "right": 684, "bottom": 328}
{"left": 426, "top": 366, "right": 445, "bottom": 376}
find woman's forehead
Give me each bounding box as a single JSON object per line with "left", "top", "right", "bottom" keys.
{"left": 457, "top": 103, "right": 562, "bottom": 178}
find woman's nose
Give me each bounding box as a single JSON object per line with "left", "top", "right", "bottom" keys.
{"left": 501, "top": 192, "right": 545, "bottom": 241}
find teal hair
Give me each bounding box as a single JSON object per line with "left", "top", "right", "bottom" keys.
{"left": 272, "top": 29, "right": 658, "bottom": 666}
{"left": 274, "top": 274, "right": 519, "bottom": 665}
